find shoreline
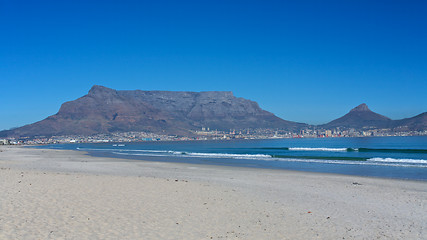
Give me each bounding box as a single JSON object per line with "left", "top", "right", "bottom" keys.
{"left": 7, "top": 134, "right": 427, "bottom": 146}
{"left": 1, "top": 145, "right": 426, "bottom": 239}
{"left": 19, "top": 145, "right": 427, "bottom": 183}
{"left": 38, "top": 141, "right": 427, "bottom": 182}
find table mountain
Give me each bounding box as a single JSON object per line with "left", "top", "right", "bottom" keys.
{"left": 0, "top": 85, "right": 305, "bottom": 138}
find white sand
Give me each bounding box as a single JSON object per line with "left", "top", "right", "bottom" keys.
{"left": 0, "top": 146, "right": 426, "bottom": 239}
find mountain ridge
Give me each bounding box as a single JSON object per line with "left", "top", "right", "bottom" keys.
{"left": 0, "top": 85, "right": 305, "bottom": 138}
{"left": 319, "top": 103, "right": 426, "bottom": 131}
{"left": 0, "top": 86, "right": 425, "bottom": 138}
{"left": 320, "top": 103, "right": 393, "bottom": 130}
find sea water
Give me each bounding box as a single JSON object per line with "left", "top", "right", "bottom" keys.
{"left": 40, "top": 136, "right": 427, "bottom": 181}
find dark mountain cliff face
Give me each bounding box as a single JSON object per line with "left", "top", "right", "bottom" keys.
{"left": 0, "top": 85, "right": 304, "bottom": 138}
{"left": 118, "top": 88, "right": 293, "bottom": 130}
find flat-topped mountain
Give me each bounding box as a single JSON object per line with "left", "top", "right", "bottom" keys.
{"left": 0, "top": 85, "right": 305, "bottom": 138}
{"left": 321, "top": 103, "right": 392, "bottom": 129}
{"left": 1, "top": 87, "right": 425, "bottom": 138}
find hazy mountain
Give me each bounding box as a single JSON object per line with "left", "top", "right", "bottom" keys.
{"left": 391, "top": 112, "right": 427, "bottom": 131}
{"left": 320, "top": 103, "right": 392, "bottom": 130}
{"left": 0, "top": 85, "right": 305, "bottom": 138}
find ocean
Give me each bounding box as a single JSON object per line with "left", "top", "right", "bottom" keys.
{"left": 40, "top": 136, "right": 427, "bottom": 181}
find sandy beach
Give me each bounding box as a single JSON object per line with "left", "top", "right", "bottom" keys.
{"left": 0, "top": 146, "right": 426, "bottom": 239}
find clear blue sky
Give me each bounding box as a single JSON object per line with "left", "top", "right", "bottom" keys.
{"left": 1, "top": 0, "right": 426, "bottom": 130}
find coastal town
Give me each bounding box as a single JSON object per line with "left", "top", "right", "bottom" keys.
{"left": 1, "top": 127, "right": 426, "bottom": 145}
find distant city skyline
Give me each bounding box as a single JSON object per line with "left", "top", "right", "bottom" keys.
{"left": 1, "top": 1, "right": 426, "bottom": 130}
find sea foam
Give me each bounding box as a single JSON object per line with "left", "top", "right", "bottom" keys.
{"left": 288, "top": 147, "right": 349, "bottom": 152}
{"left": 368, "top": 158, "right": 427, "bottom": 164}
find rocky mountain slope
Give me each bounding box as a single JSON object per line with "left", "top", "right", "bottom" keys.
{"left": 391, "top": 112, "right": 427, "bottom": 131}
{"left": 1, "top": 87, "right": 425, "bottom": 138}
{"left": 0, "top": 85, "right": 305, "bottom": 137}
{"left": 320, "top": 104, "right": 392, "bottom": 130}
{"left": 320, "top": 103, "right": 427, "bottom": 131}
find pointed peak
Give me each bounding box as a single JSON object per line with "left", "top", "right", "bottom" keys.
{"left": 350, "top": 103, "right": 370, "bottom": 112}
{"left": 88, "top": 85, "right": 116, "bottom": 95}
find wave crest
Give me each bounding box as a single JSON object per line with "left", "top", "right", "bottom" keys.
{"left": 289, "top": 147, "right": 349, "bottom": 152}
{"left": 368, "top": 158, "right": 427, "bottom": 164}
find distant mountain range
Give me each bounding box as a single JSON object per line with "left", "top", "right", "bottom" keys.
{"left": 0, "top": 86, "right": 425, "bottom": 138}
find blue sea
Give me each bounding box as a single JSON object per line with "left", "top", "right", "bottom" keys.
{"left": 40, "top": 136, "right": 427, "bottom": 181}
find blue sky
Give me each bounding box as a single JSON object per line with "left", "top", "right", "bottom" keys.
{"left": 1, "top": 0, "right": 426, "bottom": 130}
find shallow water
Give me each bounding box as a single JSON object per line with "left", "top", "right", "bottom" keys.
{"left": 39, "top": 136, "right": 427, "bottom": 181}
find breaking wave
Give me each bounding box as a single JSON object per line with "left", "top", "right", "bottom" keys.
{"left": 368, "top": 158, "right": 427, "bottom": 164}
{"left": 76, "top": 147, "right": 427, "bottom": 168}
{"left": 288, "top": 147, "right": 349, "bottom": 152}
{"left": 259, "top": 147, "right": 427, "bottom": 154}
